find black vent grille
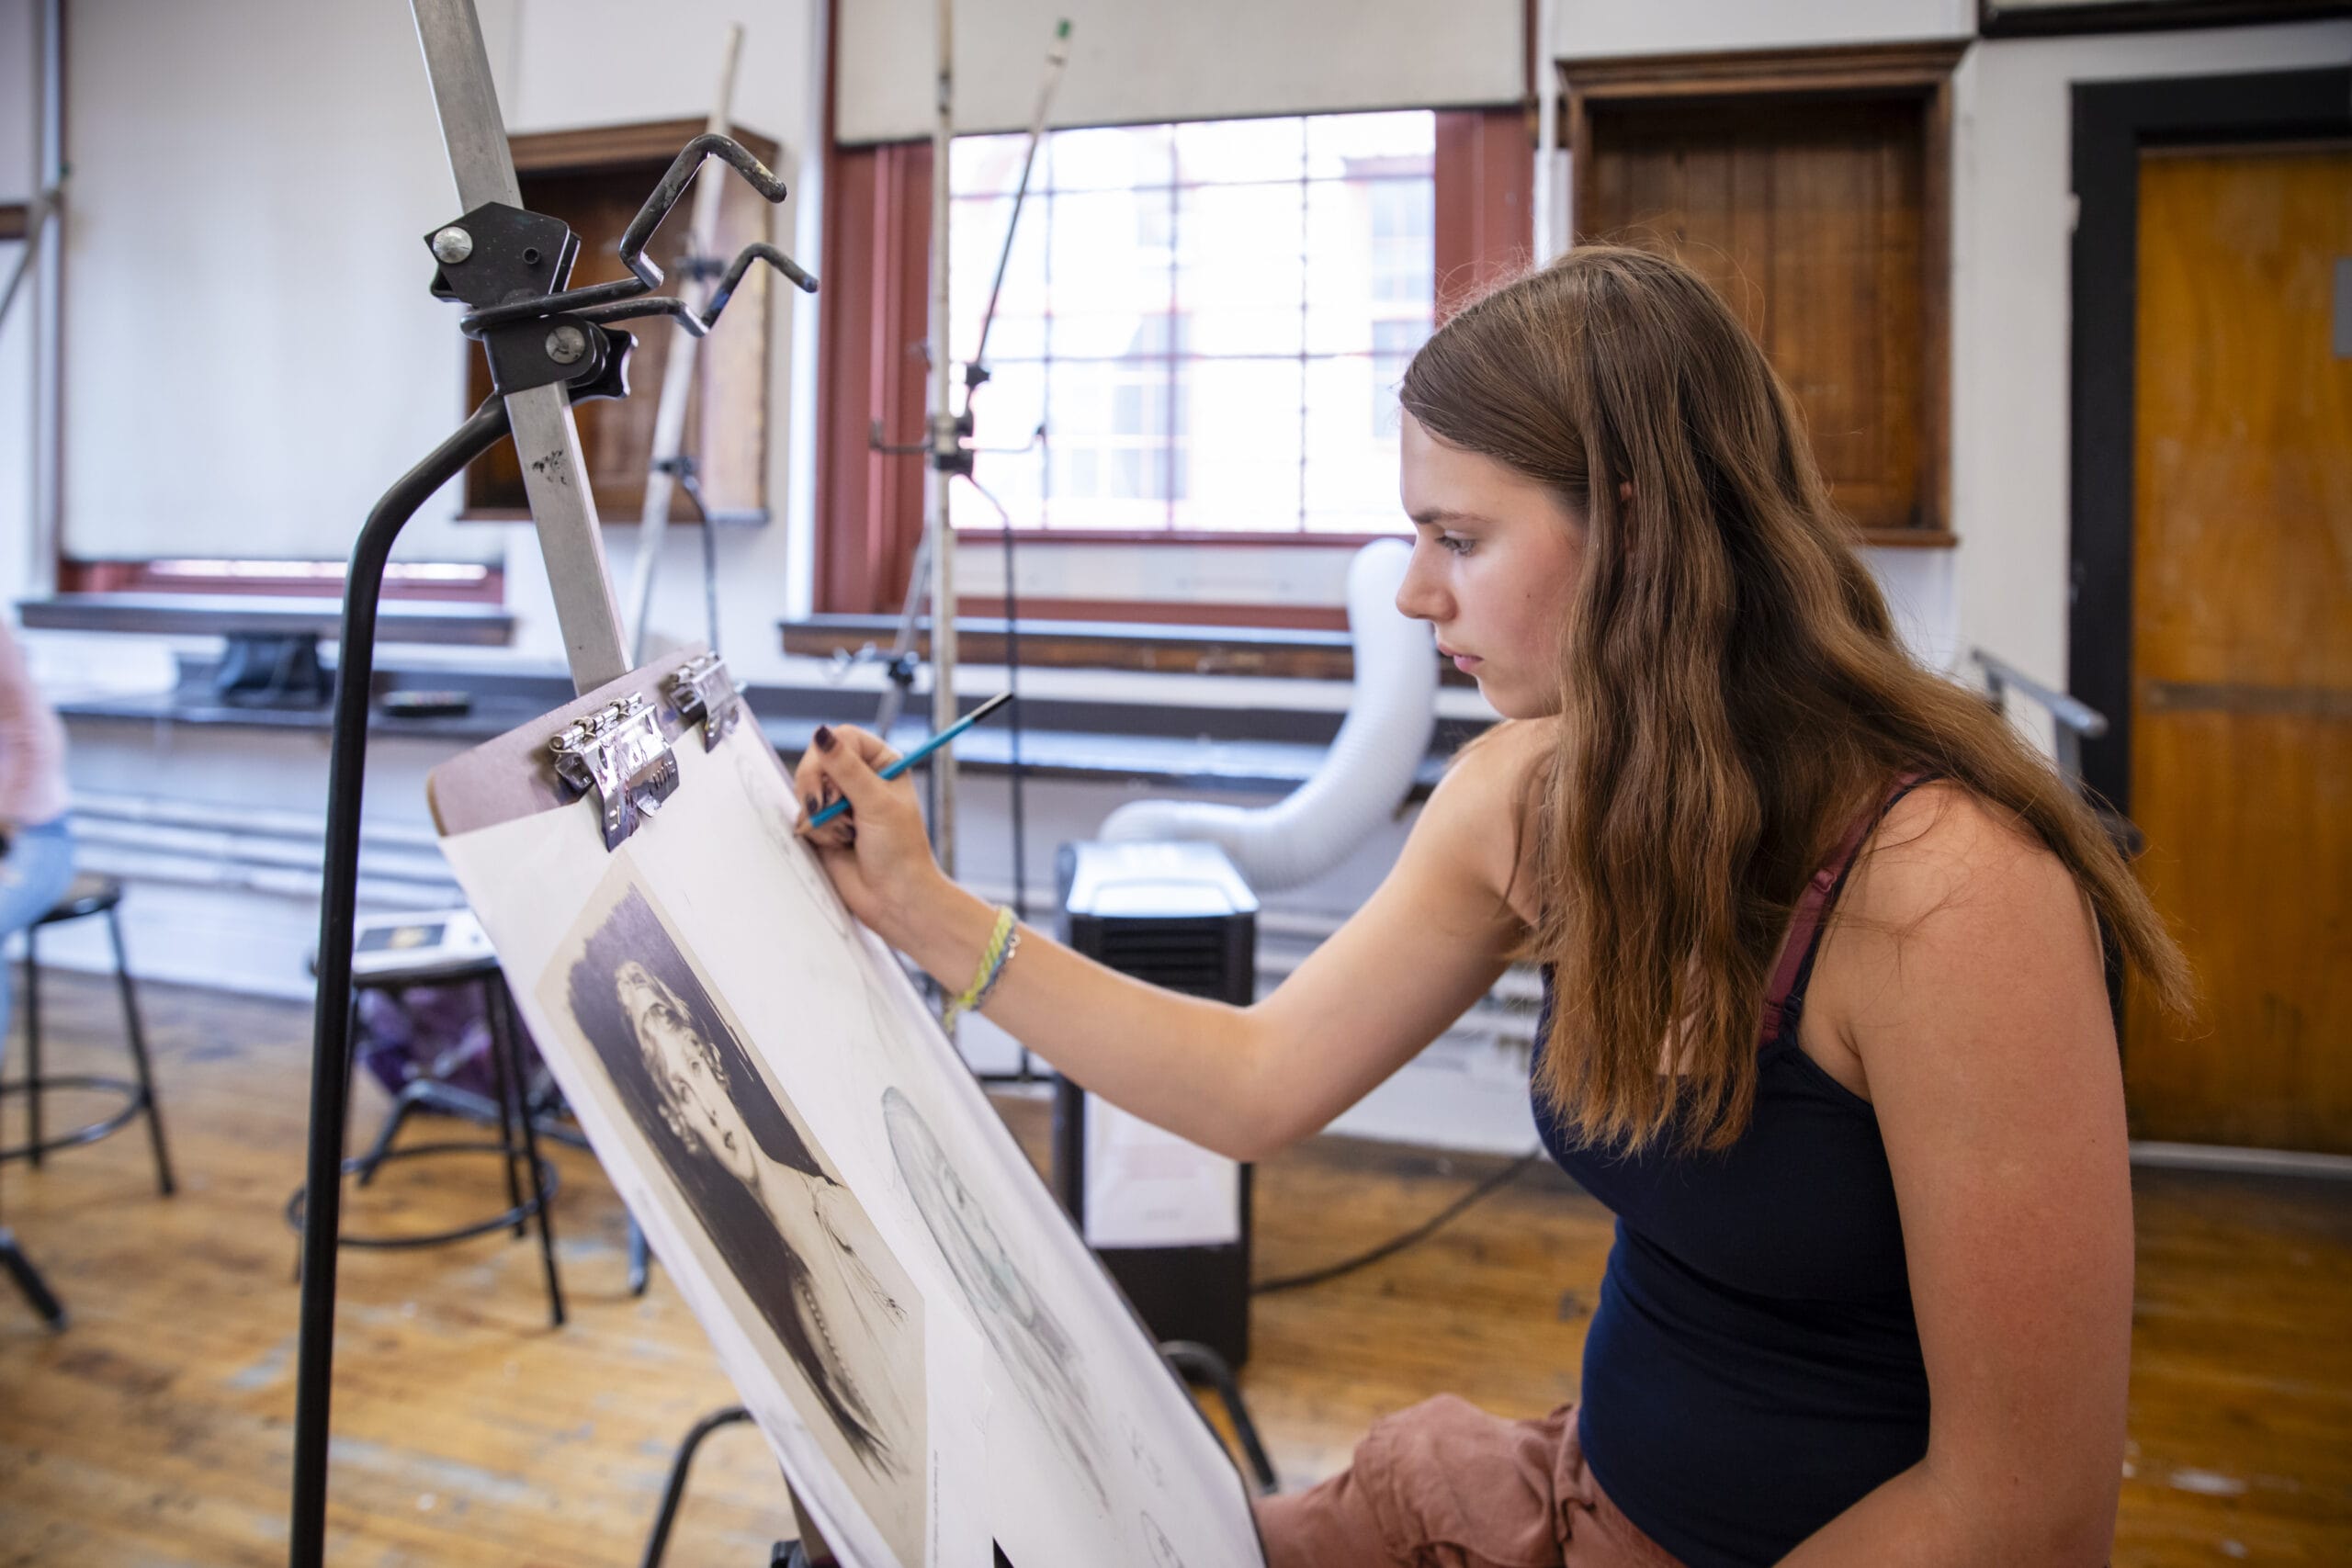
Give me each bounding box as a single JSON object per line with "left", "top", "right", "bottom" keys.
{"left": 1094, "top": 917, "right": 1232, "bottom": 997}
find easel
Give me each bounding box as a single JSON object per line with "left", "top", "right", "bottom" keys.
{"left": 621, "top": 22, "right": 745, "bottom": 666}
{"left": 286, "top": 3, "right": 822, "bottom": 1562}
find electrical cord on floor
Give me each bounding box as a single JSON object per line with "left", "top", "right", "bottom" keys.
{"left": 1250, "top": 1146, "right": 1546, "bottom": 1295}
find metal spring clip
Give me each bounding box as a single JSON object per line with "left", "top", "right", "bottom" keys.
{"left": 668, "top": 651, "right": 743, "bottom": 751}
{"left": 550, "top": 693, "right": 680, "bottom": 850}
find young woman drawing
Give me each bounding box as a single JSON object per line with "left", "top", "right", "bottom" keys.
{"left": 795, "top": 246, "right": 2188, "bottom": 1568}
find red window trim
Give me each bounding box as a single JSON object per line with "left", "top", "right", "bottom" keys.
{"left": 815, "top": 105, "right": 1532, "bottom": 622}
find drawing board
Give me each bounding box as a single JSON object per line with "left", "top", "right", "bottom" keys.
{"left": 427, "top": 652, "right": 1265, "bottom": 1568}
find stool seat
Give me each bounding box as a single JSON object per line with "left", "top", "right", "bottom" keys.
{"left": 37, "top": 874, "right": 123, "bottom": 927}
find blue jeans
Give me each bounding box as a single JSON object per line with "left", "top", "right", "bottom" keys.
{"left": 0, "top": 817, "right": 76, "bottom": 1068}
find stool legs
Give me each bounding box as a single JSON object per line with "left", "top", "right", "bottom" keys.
{"left": 639, "top": 1405, "right": 752, "bottom": 1568}
{"left": 21, "top": 925, "right": 41, "bottom": 1168}
{"left": 481, "top": 983, "right": 528, "bottom": 1236}
{"left": 0, "top": 1225, "right": 66, "bottom": 1330}
{"left": 106, "top": 906, "right": 174, "bottom": 1197}
{"left": 487, "top": 977, "right": 563, "bottom": 1328}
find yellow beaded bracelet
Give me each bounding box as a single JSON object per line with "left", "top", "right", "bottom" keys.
{"left": 942, "top": 903, "right": 1017, "bottom": 1032}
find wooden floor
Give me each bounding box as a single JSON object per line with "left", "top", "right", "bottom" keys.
{"left": 0, "top": 974, "right": 2346, "bottom": 1566}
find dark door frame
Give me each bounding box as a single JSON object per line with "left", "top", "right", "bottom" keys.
{"left": 2068, "top": 64, "right": 2352, "bottom": 814}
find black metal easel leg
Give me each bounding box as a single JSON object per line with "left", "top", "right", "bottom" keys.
{"left": 106, "top": 906, "right": 175, "bottom": 1197}
{"left": 488, "top": 976, "right": 563, "bottom": 1328}
{"left": 639, "top": 1404, "right": 752, "bottom": 1568}
{"left": 1160, "top": 1339, "right": 1279, "bottom": 1494}
{"left": 288, "top": 398, "right": 514, "bottom": 1566}
{"left": 21, "top": 925, "right": 41, "bottom": 1168}
{"left": 0, "top": 1225, "right": 65, "bottom": 1329}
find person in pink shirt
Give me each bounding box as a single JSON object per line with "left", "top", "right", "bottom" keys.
{"left": 0, "top": 615, "right": 74, "bottom": 1055}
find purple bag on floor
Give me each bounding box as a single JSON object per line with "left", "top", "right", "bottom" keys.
{"left": 355, "top": 981, "right": 543, "bottom": 1105}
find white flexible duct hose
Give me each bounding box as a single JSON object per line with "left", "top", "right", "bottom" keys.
{"left": 1099, "top": 538, "right": 1437, "bottom": 892}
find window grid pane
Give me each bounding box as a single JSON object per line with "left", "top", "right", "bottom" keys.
{"left": 949, "top": 111, "right": 1432, "bottom": 536}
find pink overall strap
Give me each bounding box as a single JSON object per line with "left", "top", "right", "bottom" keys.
{"left": 1759, "top": 772, "right": 1932, "bottom": 1043}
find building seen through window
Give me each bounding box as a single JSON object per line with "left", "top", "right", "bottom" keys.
{"left": 946, "top": 111, "right": 1435, "bottom": 536}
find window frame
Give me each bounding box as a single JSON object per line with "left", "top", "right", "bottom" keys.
{"left": 812, "top": 107, "right": 1532, "bottom": 627}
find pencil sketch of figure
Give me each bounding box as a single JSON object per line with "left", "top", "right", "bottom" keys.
{"left": 1141, "top": 1511, "right": 1185, "bottom": 1567}
{"left": 735, "top": 739, "right": 851, "bottom": 940}
{"left": 882, "top": 1086, "right": 1109, "bottom": 1509}
{"left": 565, "top": 885, "right": 922, "bottom": 1499}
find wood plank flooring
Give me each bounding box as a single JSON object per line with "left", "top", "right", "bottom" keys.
{"left": 1, "top": 974, "right": 2346, "bottom": 1565}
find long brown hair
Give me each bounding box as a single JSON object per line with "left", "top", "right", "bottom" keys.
{"left": 1401, "top": 246, "right": 2190, "bottom": 1154}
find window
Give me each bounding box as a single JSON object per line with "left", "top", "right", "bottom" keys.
{"left": 944, "top": 112, "right": 1436, "bottom": 538}
{"left": 814, "top": 108, "right": 1525, "bottom": 624}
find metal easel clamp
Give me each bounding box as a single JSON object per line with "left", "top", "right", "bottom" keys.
{"left": 549, "top": 693, "right": 680, "bottom": 850}
{"left": 668, "top": 650, "right": 743, "bottom": 751}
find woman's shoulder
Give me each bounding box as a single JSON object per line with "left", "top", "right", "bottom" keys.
{"left": 1852, "top": 780, "right": 2075, "bottom": 921}
{"left": 1822, "top": 779, "right": 2100, "bottom": 1019}
{"left": 1427, "top": 718, "right": 1556, "bottom": 926}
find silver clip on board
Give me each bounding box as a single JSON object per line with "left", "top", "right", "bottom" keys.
{"left": 552, "top": 693, "right": 682, "bottom": 850}
{"left": 669, "top": 649, "right": 746, "bottom": 751}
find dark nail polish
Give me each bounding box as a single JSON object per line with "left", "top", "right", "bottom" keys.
{"left": 842, "top": 826, "right": 856, "bottom": 848}
{"left": 807, "top": 795, "right": 820, "bottom": 816}
{"left": 813, "top": 725, "right": 836, "bottom": 751}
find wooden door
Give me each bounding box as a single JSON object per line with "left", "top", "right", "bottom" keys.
{"left": 2126, "top": 145, "right": 2352, "bottom": 1151}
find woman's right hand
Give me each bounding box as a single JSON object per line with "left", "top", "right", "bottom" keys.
{"left": 793, "top": 724, "right": 947, "bottom": 948}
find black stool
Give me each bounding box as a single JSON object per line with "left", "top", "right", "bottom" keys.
{"left": 1, "top": 1225, "right": 66, "bottom": 1329}
{"left": 284, "top": 952, "right": 564, "bottom": 1327}
{"left": 2, "top": 874, "right": 175, "bottom": 1196}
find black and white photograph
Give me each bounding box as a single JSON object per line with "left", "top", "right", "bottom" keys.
{"left": 545, "top": 867, "right": 929, "bottom": 1564}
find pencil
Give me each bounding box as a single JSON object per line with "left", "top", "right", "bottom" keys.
{"left": 804, "top": 691, "right": 1013, "bottom": 829}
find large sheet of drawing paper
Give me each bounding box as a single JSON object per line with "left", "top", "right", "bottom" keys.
{"left": 428, "top": 657, "right": 1262, "bottom": 1568}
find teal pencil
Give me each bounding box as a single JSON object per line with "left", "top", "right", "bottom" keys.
{"left": 804, "top": 691, "right": 1012, "bottom": 829}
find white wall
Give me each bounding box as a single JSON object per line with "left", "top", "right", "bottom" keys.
{"left": 840, "top": 0, "right": 1523, "bottom": 143}
{"left": 1549, "top": 0, "right": 1973, "bottom": 57}
{"left": 43, "top": 0, "right": 825, "bottom": 682}
{"left": 56, "top": 0, "right": 514, "bottom": 565}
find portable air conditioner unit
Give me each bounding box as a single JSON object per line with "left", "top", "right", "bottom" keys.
{"left": 1055, "top": 839, "right": 1257, "bottom": 1369}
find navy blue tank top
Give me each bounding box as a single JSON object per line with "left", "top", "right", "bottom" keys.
{"left": 1533, "top": 779, "right": 1933, "bottom": 1568}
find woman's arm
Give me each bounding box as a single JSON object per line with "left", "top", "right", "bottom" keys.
{"left": 1781, "top": 788, "right": 2135, "bottom": 1566}
{"left": 795, "top": 723, "right": 1535, "bottom": 1161}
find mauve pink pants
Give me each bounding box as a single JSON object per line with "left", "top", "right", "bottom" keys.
{"left": 1253, "top": 1397, "right": 1685, "bottom": 1568}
